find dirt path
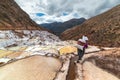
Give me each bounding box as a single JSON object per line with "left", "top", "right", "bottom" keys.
{"left": 0, "top": 56, "right": 61, "bottom": 80}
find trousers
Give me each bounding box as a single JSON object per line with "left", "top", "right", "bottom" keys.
{"left": 77, "top": 48, "right": 85, "bottom": 60}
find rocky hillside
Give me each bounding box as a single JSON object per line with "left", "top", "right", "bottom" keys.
{"left": 0, "top": 0, "right": 44, "bottom": 30}
{"left": 40, "top": 18, "right": 86, "bottom": 35}
{"left": 61, "top": 5, "right": 120, "bottom": 47}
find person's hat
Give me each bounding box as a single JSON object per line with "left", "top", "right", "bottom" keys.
{"left": 78, "top": 35, "right": 88, "bottom": 43}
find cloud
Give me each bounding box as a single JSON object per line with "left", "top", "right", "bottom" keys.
{"left": 15, "top": 0, "right": 120, "bottom": 24}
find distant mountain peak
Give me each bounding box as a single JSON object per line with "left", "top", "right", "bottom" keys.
{"left": 40, "top": 18, "right": 86, "bottom": 36}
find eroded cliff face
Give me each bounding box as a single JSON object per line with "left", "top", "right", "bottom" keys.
{"left": 0, "top": 0, "right": 45, "bottom": 30}
{"left": 61, "top": 5, "right": 120, "bottom": 47}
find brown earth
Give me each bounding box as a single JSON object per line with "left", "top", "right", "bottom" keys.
{"left": 0, "top": 0, "right": 45, "bottom": 30}
{"left": 61, "top": 5, "right": 120, "bottom": 47}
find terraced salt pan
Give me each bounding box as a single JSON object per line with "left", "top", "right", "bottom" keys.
{"left": 0, "top": 30, "right": 61, "bottom": 48}
{"left": 85, "top": 46, "right": 101, "bottom": 53}
{"left": 0, "top": 50, "right": 14, "bottom": 58}
{"left": 0, "top": 56, "right": 61, "bottom": 80}
{"left": 83, "top": 62, "right": 119, "bottom": 80}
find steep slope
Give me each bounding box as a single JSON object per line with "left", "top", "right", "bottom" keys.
{"left": 61, "top": 5, "right": 120, "bottom": 47}
{"left": 40, "top": 18, "right": 86, "bottom": 35}
{"left": 0, "top": 0, "right": 44, "bottom": 30}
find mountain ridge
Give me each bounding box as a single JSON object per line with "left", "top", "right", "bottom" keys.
{"left": 0, "top": 0, "right": 45, "bottom": 30}
{"left": 40, "top": 18, "right": 86, "bottom": 35}
{"left": 61, "top": 5, "right": 120, "bottom": 47}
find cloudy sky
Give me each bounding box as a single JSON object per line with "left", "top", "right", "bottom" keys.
{"left": 15, "top": 0, "right": 120, "bottom": 24}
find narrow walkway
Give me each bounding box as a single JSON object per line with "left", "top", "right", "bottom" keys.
{"left": 74, "top": 63, "right": 83, "bottom": 80}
